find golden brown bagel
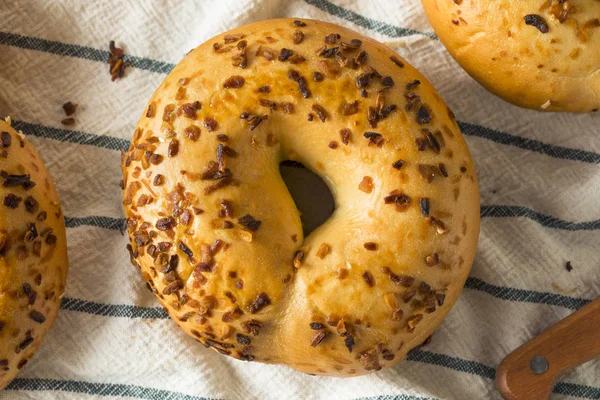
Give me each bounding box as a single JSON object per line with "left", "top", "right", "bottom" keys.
{"left": 122, "top": 18, "right": 480, "bottom": 377}
{"left": 422, "top": 0, "right": 600, "bottom": 113}
{"left": 0, "top": 118, "right": 68, "bottom": 389}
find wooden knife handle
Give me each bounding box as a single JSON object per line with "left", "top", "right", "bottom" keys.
{"left": 496, "top": 298, "right": 600, "bottom": 400}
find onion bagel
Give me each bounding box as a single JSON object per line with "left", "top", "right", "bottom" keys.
{"left": 422, "top": 0, "right": 600, "bottom": 113}
{"left": 0, "top": 118, "right": 68, "bottom": 389}
{"left": 122, "top": 18, "right": 480, "bottom": 377}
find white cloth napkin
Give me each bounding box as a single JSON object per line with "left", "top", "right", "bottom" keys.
{"left": 0, "top": 0, "right": 599, "bottom": 399}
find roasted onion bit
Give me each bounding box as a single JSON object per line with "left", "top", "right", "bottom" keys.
{"left": 362, "top": 271, "right": 375, "bottom": 287}
{"left": 318, "top": 46, "right": 339, "bottom": 58}
{"left": 293, "top": 249, "right": 304, "bottom": 268}
{"left": 363, "top": 132, "right": 383, "bottom": 146}
{"left": 178, "top": 240, "right": 194, "bottom": 259}
{"left": 62, "top": 102, "right": 77, "bottom": 116}
{"left": 358, "top": 176, "right": 373, "bottom": 193}
{"left": 429, "top": 217, "right": 447, "bottom": 234}
{"left": 2, "top": 171, "right": 35, "bottom": 190}
{"left": 392, "top": 160, "right": 405, "bottom": 170}
{"left": 524, "top": 14, "right": 549, "bottom": 33}
{"left": 156, "top": 216, "right": 176, "bottom": 231}
{"left": 341, "top": 39, "right": 362, "bottom": 51}
{"left": 384, "top": 191, "right": 411, "bottom": 212}
{"left": 3, "top": 193, "right": 21, "bottom": 209}
{"left": 406, "top": 79, "right": 421, "bottom": 90}
{"left": 293, "top": 29, "right": 304, "bottom": 44}
{"left": 310, "top": 322, "right": 325, "bottom": 330}
{"left": 0, "top": 132, "right": 11, "bottom": 148}
{"left": 108, "top": 40, "right": 131, "bottom": 81}
{"left": 419, "top": 198, "right": 430, "bottom": 217}
{"left": 236, "top": 334, "right": 251, "bottom": 345}
{"left": 324, "top": 33, "right": 340, "bottom": 44}
{"left": 249, "top": 292, "right": 271, "bottom": 313}
{"left": 29, "top": 310, "right": 45, "bottom": 324}
{"left": 343, "top": 100, "right": 359, "bottom": 115}
{"left": 238, "top": 214, "right": 262, "bottom": 231}
{"left": 340, "top": 129, "right": 351, "bottom": 145}
{"left": 425, "top": 253, "right": 440, "bottom": 266}
{"left": 224, "top": 34, "right": 244, "bottom": 44}
{"left": 382, "top": 76, "right": 394, "bottom": 87}
{"left": 312, "top": 104, "right": 328, "bottom": 122}
{"left": 288, "top": 70, "right": 311, "bottom": 98}
{"left": 310, "top": 330, "right": 330, "bottom": 347}
{"left": 390, "top": 55, "right": 405, "bottom": 68}
{"left": 418, "top": 164, "right": 443, "bottom": 183}
{"left": 279, "top": 48, "right": 294, "bottom": 62}
{"left": 363, "top": 242, "right": 377, "bottom": 251}
{"left": 232, "top": 40, "right": 248, "bottom": 68}
{"left": 416, "top": 105, "right": 432, "bottom": 124}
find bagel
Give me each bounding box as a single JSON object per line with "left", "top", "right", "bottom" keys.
{"left": 422, "top": 0, "right": 600, "bottom": 113}
{"left": 122, "top": 18, "right": 480, "bottom": 377}
{"left": 0, "top": 118, "right": 68, "bottom": 389}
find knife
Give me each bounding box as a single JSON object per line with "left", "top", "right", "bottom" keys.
{"left": 496, "top": 298, "right": 600, "bottom": 399}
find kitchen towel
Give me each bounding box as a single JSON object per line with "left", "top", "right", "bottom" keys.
{"left": 0, "top": 0, "right": 599, "bottom": 399}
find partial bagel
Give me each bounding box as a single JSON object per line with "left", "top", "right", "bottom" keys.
{"left": 422, "top": 0, "right": 600, "bottom": 113}
{"left": 122, "top": 18, "right": 480, "bottom": 377}
{"left": 0, "top": 118, "right": 68, "bottom": 389}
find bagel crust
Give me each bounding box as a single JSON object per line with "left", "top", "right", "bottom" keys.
{"left": 0, "top": 118, "right": 68, "bottom": 389}
{"left": 422, "top": 0, "right": 600, "bottom": 113}
{"left": 122, "top": 18, "right": 480, "bottom": 377}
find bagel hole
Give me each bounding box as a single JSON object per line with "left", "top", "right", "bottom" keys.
{"left": 279, "top": 160, "right": 335, "bottom": 237}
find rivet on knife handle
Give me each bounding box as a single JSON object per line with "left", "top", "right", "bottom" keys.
{"left": 496, "top": 298, "right": 600, "bottom": 400}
